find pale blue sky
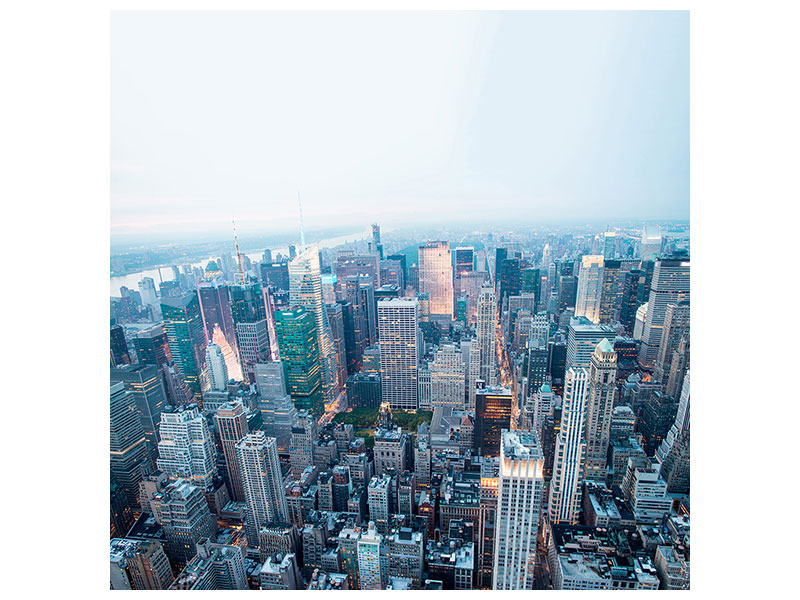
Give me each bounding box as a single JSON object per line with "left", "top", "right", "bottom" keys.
{"left": 111, "top": 11, "right": 688, "bottom": 240}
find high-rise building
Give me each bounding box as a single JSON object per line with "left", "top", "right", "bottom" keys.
{"left": 582, "top": 340, "right": 617, "bottom": 481}
{"left": 235, "top": 431, "right": 289, "bottom": 546}
{"left": 111, "top": 363, "right": 169, "bottom": 463}
{"left": 638, "top": 253, "right": 690, "bottom": 368}
{"left": 474, "top": 385, "right": 513, "bottom": 457}
{"left": 149, "top": 479, "right": 217, "bottom": 565}
{"left": 655, "top": 370, "right": 690, "bottom": 494}
{"left": 110, "top": 382, "right": 153, "bottom": 512}
{"left": 358, "top": 522, "right": 389, "bottom": 590}
{"left": 111, "top": 322, "right": 131, "bottom": 367}
{"left": 133, "top": 325, "right": 173, "bottom": 369}
{"left": 498, "top": 258, "right": 521, "bottom": 311}
{"left": 161, "top": 293, "right": 207, "bottom": 401}
{"left": 378, "top": 298, "right": 419, "bottom": 409}
{"left": 228, "top": 282, "right": 270, "bottom": 383}
{"left": 109, "top": 538, "right": 174, "bottom": 590}
{"left": 273, "top": 306, "right": 322, "bottom": 412}
{"left": 565, "top": 316, "right": 616, "bottom": 374}
{"left": 344, "top": 274, "right": 376, "bottom": 348}
{"left": 430, "top": 344, "right": 466, "bottom": 410}
{"left": 575, "top": 255, "right": 604, "bottom": 324}
{"left": 492, "top": 430, "right": 544, "bottom": 590}
{"left": 326, "top": 302, "right": 349, "bottom": 390}
{"left": 289, "top": 245, "right": 340, "bottom": 406}
{"left": 156, "top": 404, "right": 217, "bottom": 489}
{"left": 367, "top": 475, "right": 391, "bottom": 533}
{"left": 653, "top": 302, "right": 690, "bottom": 385}
{"left": 548, "top": 368, "right": 589, "bottom": 524}
{"left": 205, "top": 343, "right": 228, "bottom": 391}
{"left": 197, "top": 284, "right": 236, "bottom": 350}
{"left": 476, "top": 284, "right": 497, "bottom": 384}
{"left": 137, "top": 276, "right": 160, "bottom": 316}
{"left": 170, "top": 539, "right": 248, "bottom": 590}
{"left": 418, "top": 241, "right": 454, "bottom": 318}
{"left": 640, "top": 225, "right": 663, "bottom": 259}
{"left": 454, "top": 246, "right": 475, "bottom": 275}
{"left": 214, "top": 401, "right": 249, "bottom": 502}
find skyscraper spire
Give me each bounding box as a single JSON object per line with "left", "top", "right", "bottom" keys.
{"left": 233, "top": 218, "right": 245, "bottom": 285}
{"left": 297, "top": 190, "right": 306, "bottom": 250}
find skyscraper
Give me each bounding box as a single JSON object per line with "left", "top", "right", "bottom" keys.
{"left": 235, "top": 431, "right": 289, "bottom": 546}
{"left": 548, "top": 367, "right": 589, "bottom": 524}
{"left": 565, "top": 316, "right": 616, "bottom": 374}
{"left": 228, "top": 282, "right": 270, "bottom": 383}
{"left": 476, "top": 284, "right": 497, "bottom": 384}
{"left": 133, "top": 324, "right": 173, "bottom": 369}
{"left": 418, "top": 241, "right": 454, "bottom": 318}
{"left": 197, "top": 283, "right": 236, "bottom": 350}
{"left": 638, "top": 253, "right": 690, "bottom": 368}
{"left": 655, "top": 370, "right": 690, "bottom": 494}
{"left": 111, "top": 322, "right": 131, "bottom": 367}
{"left": 640, "top": 225, "right": 663, "bottom": 259}
{"left": 582, "top": 340, "right": 618, "bottom": 481}
{"left": 149, "top": 479, "right": 217, "bottom": 565}
{"left": 205, "top": 343, "right": 228, "bottom": 391}
{"left": 111, "top": 363, "right": 169, "bottom": 463}
{"left": 214, "top": 401, "right": 249, "bottom": 502}
{"left": 344, "top": 274, "right": 376, "bottom": 348}
{"left": 430, "top": 344, "right": 466, "bottom": 410}
{"left": 358, "top": 522, "right": 389, "bottom": 590}
{"left": 110, "top": 382, "right": 152, "bottom": 512}
{"left": 289, "top": 245, "right": 340, "bottom": 406}
{"left": 273, "top": 306, "right": 322, "bottom": 412}
{"left": 474, "top": 385, "right": 513, "bottom": 457}
{"left": 157, "top": 404, "right": 218, "bottom": 489}
{"left": 454, "top": 246, "right": 475, "bottom": 275}
{"left": 653, "top": 301, "right": 690, "bottom": 385}
{"left": 492, "top": 430, "right": 544, "bottom": 590}
{"left": 575, "top": 255, "right": 604, "bottom": 324}
{"left": 378, "top": 298, "right": 419, "bottom": 409}
{"left": 161, "top": 293, "right": 207, "bottom": 401}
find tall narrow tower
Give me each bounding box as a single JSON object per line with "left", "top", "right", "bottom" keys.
{"left": 378, "top": 297, "right": 419, "bottom": 410}
{"left": 418, "top": 241, "right": 454, "bottom": 318}
{"left": 582, "top": 339, "right": 618, "bottom": 481}
{"left": 476, "top": 284, "right": 497, "bottom": 384}
{"left": 214, "top": 401, "right": 249, "bottom": 502}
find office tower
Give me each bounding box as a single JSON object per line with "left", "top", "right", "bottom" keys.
{"left": 619, "top": 269, "right": 644, "bottom": 334}
{"left": 430, "top": 344, "right": 466, "bottom": 409}
{"left": 665, "top": 335, "right": 690, "bottom": 399}
{"left": 370, "top": 222, "right": 384, "bottom": 258}
{"left": 474, "top": 385, "right": 513, "bottom": 457}
{"left": 336, "top": 251, "right": 381, "bottom": 292}
{"left": 109, "top": 538, "right": 173, "bottom": 590}
{"left": 492, "top": 430, "right": 544, "bottom": 590}
{"left": 465, "top": 340, "right": 481, "bottom": 411}
{"left": 653, "top": 302, "right": 690, "bottom": 385}
{"left": 565, "top": 316, "right": 616, "bottom": 374}
{"left": 548, "top": 367, "right": 589, "bottom": 524}
{"left": 455, "top": 270, "right": 488, "bottom": 324}
{"left": 197, "top": 284, "right": 236, "bottom": 349}
{"left": 638, "top": 253, "right": 690, "bottom": 368}
{"left": 228, "top": 282, "right": 269, "bottom": 383}
{"left": 205, "top": 343, "right": 228, "bottom": 391}
{"left": 260, "top": 261, "right": 290, "bottom": 292}
{"left": 236, "top": 431, "right": 289, "bottom": 546}
{"left": 337, "top": 300, "right": 359, "bottom": 374}
{"left": 161, "top": 293, "right": 206, "bottom": 401}
{"left": 289, "top": 411, "right": 317, "bottom": 477}
{"left": 454, "top": 246, "right": 475, "bottom": 275}
{"left": 494, "top": 248, "right": 508, "bottom": 280}
{"left": 547, "top": 336, "right": 567, "bottom": 396}
{"left": 111, "top": 363, "right": 169, "bottom": 463}
{"left": 640, "top": 225, "right": 663, "bottom": 259}
{"left": 149, "top": 479, "right": 217, "bottom": 565}
{"left": 110, "top": 474, "right": 134, "bottom": 538}
{"left": 346, "top": 372, "right": 382, "bottom": 408}
{"left": 321, "top": 272, "right": 337, "bottom": 304}
{"left": 214, "top": 401, "right": 249, "bottom": 502}
{"left": 418, "top": 241, "right": 454, "bottom": 318}
{"left": 597, "top": 259, "right": 624, "bottom": 324}
{"left": 111, "top": 322, "right": 131, "bottom": 367}
{"left": 273, "top": 307, "right": 322, "bottom": 412}
{"left": 414, "top": 423, "right": 432, "bottom": 491}
{"left": 526, "top": 345, "right": 549, "bottom": 403}
{"left": 498, "top": 257, "right": 521, "bottom": 310}
{"left": 344, "top": 274, "right": 376, "bottom": 347}
{"left": 582, "top": 340, "right": 617, "bottom": 481}
{"left": 358, "top": 522, "right": 389, "bottom": 590}
{"left": 557, "top": 274, "right": 578, "bottom": 311}
{"left": 386, "top": 253, "right": 408, "bottom": 285}
{"left": 133, "top": 324, "right": 173, "bottom": 369}
{"left": 110, "top": 383, "right": 152, "bottom": 512}
{"left": 289, "top": 245, "right": 339, "bottom": 406}
{"left": 476, "top": 284, "right": 497, "bottom": 384}
{"left": 170, "top": 539, "right": 248, "bottom": 590}
{"left": 378, "top": 298, "right": 419, "bottom": 409}
{"left": 381, "top": 258, "right": 405, "bottom": 289}
{"left": 575, "top": 255, "right": 604, "bottom": 323}
{"left": 603, "top": 231, "right": 618, "bottom": 259}
{"left": 326, "top": 302, "right": 349, "bottom": 389}
{"left": 156, "top": 404, "right": 217, "bottom": 489}
{"left": 634, "top": 303, "right": 648, "bottom": 339}
{"left": 655, "top": 370, "right": 690, "bottom": 493}
{"left": 368, "top": 475, "right": 391, "bottom": 533}
{"left": 521, "top": 267, "right": 541, "bottom": 306}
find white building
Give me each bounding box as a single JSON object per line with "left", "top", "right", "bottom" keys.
{"left": 235, "top": 431, "right": 289, "bottom": 546}
{"left": 205, "top": 343, "right": 228, "bottom": 391}
{"left": 430, "top": 344, "right": 466, "bottom": 410}
{"left": 358, "top": 522, "right": 389, "bottom": 590}
{"left": 476, "top": 284, "right": 497, "bottom": 384}
{"left": 492, "top": 430, "right": 545, "bottom": 590}
{"left": 157, "top": 404, "right": 218, "bottom": 489}
{"left": 548, "top": 368, "right": 589, "bottom": 524}
{"left": 583, "top": 340, "right": 618, "bottom": 481}
{"left": 378, "top": 298, "right": 419, "bottom": 409}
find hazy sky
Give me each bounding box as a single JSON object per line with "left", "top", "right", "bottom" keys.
{"left": 111, "top": 11, "right": 688, "bottom": 241}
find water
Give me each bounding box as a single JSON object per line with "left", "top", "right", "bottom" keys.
{"left": 110, "top": 227, "right": 372, "bottom": 296}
